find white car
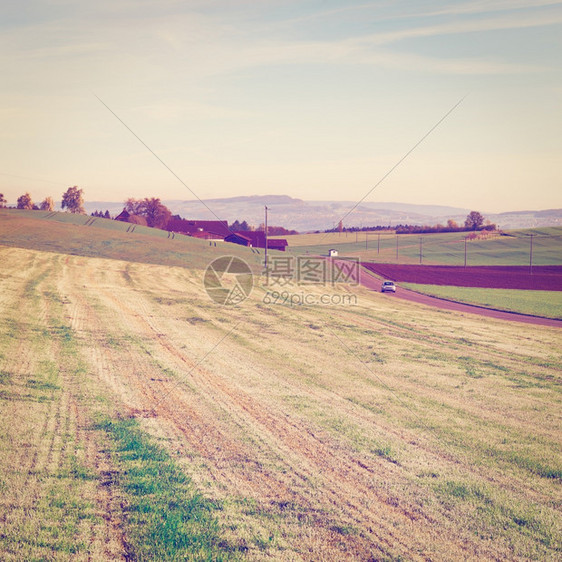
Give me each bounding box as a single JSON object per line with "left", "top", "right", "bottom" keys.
{"left": 381, "top": 280, "right": 396, "bottom": 293}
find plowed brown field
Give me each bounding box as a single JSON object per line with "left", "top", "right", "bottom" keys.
{"left": 362, "top": 263, "right": 562, "bottom": 290}
{"left": 1, "top": 246, "right": 561, "bottom": 560}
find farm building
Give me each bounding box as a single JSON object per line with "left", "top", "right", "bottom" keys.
{"left": 329, "top": 249, "right": 338, "bottom": 257}
{"left": 114, "top": 208, "right": 148, "bottom": 226}
{"left": 114, "top": 208, "right": 131, "bottom": 222}
{"left": 190, "top": 230, "right": 221, "bottom": 240}
{"left": 166, "top": 218, "right": 230, "bottom": 240}
{"left": 225, "top": 231, "right": 288, "bottom": 251}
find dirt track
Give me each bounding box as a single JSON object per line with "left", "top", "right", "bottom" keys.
{"left": 357, "top": 265, "right": 562, "bottom": 328}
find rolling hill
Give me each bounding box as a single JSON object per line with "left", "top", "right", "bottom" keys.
{"left": 80, "top": 196, "right": 562, "bottom": 232}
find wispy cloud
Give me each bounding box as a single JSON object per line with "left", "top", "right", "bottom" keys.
{"left": 141, "top": 3, "right": 562, "bottom": 76}
{"left": 273, "top": 0, "right": 562, "bottom": 27}
{"left": 423, "top": 0, "right": 562, "bottom": 18}
{"left": 2, "top": 1, "right": 558, "bottom": 79}
{"left": 352, "top": 8, "right": 562, "bottom": 46}
{"left": 214, "top": 38, "right": 540, "bottom": 75}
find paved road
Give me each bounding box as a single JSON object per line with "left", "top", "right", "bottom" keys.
{"left": 355, "top": 265, "right": 562, "bottom": 328}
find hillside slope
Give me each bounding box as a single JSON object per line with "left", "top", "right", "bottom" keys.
{"left": 0, "top": 230, "right": 561, "bottom": 559}
{"left": 0, "top": 209, "right": 264, "bottom": 271}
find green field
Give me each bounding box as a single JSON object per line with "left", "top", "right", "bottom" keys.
{"left": 5, "top": 210, "right": 561, "bottom": 268}
{"left": 282, "top": 228, "right": 562, "bottom": 266}
{"left": 1, "top": 211, "right": 561, "bottom": 560}
{"left": 0, "top": 208, "right": 271, "bottom": 272}
{"left": 402, "top": 284, "right": 562, "bottom": 319}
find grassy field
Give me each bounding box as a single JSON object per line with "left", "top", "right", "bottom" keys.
{"left": 271, "top": 230, "right": 395, "bottom": 247}
{"left": 281, "top": 228, "right": 562, "bottom": 266}
{"left": 1, "top": 217, "right": 561, "bottom": 560}
{"left": 3, "top": 209, "right": 561, "bottom": 268}
{"left": 0, "top": 209, "right": 269, "bottom": 272}
{"left": 402, "top": 284, "right": 562, "bottom": 319}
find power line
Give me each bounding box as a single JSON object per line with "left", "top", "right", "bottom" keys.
{"left": 94, "top": 93, "right": 224, "bottom": 223}
{"left": 324, "top": 95, "right": 467, "bottom": 236}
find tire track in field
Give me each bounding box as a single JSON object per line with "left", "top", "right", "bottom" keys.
{"left": 0, "top": 252, "right": 124, "bottom": 560}
{"left": 0, "top": 252, "right": 55, "bottom": 478}
{"left": 54, "top": 265, "right": 334, "bottom": 556}
{"left": 57, "top": 262, "right": 413, "bottom": 558}
{"left": 90, "top": 291, "right": 410, "bottom": 559}
{"left": 41, "top": 255, "right": 128, "bottom": 560}
{"left": 76, "top": 263, "right": 505, "bottom": 561}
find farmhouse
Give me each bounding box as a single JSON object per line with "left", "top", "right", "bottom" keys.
{"left": 114, "top": 208, "right": 148, "bottom": 225}
{"left": 329, "top": 249, "right": 338, "bottom": 257}
{"left": 166, "top": 218, "right": 230, "bottom": 240}
{"left": 114, "top": 208, "right": 131, "bottom": 222}
{"left": 225, "top": 231, "right": 288, "bottom": 251}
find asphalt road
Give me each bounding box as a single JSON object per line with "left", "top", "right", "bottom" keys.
{"left": 357, "top": 266, "right": 562, "bottom": 328}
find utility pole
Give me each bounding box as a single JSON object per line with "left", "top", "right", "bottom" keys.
{"left": 529, "top": 233, "right": 534, "bottom": 275}
{"left": 264, "top": 206, "right": 268, "bottom": 270}
{"left": 396, "top": 235, "right": 399, "bottom": 261}
{"left": 419, "top": 236, "right": 423, "bottom": 264}
{"left": 365, "top": 232, "right": 368, "bottom": 250}
{"left": 464, "top": 236, "right": 467, "bottom": 268}
{"left": 377, "top": 233, "right": 380, "bottom": 254}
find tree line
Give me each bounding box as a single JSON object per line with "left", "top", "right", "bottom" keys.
{"left": 90, "top": 210, "right": 112, "bottom": 218}
{"left": 325, "top": 211, "right": 496, "bottom": 235}
{"left": 2, "top": 187, "right": 86, "bottom": 213}
{"left": 2, "top": 189, "right": 297, "bottom": 234}
{"left": 323, "top": 225, "right": 393, "bottom": 234}
{"left": 395, "top": 212, "right": 496, "bottom": 234}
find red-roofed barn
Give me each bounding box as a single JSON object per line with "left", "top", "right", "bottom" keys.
{"left": 225, "top": 231, "right": 288, "bottom": 251}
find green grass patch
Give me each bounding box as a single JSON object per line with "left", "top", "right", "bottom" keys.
{"left": 401, "top": 284, "right": 562, "bottom": 319}
{"left": 97, "top": 416, "right": 237, "bottom": 561}
{"left": 436, "top": 479, "right": 561, "bottom": 551}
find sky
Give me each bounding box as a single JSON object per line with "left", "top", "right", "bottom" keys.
{"left": 1, "top": 0, "right": 561, "bottom": 215}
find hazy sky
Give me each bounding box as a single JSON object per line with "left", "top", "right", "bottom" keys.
{"left": 1, "top": 0, "right": 561, "bottom": 213}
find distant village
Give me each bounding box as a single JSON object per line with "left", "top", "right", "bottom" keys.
{"left": 114, "top": 207, "right": 290, "bottom": 252}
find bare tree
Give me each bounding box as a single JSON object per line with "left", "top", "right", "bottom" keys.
{"left": 17, "top": 192, "right": 33, "bottom": 210}
{"left": 61, "top": 186, "right": 85, "bottom": 214}
{"left": 0, "top": 193, "right": 6, "bottom": 208}
{"left": 40, "top": 196, "right": 55, "bottom": 211}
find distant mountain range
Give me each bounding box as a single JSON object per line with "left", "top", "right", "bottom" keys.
{"left": 84, "top": 195, "right": 562, "bottom": 232}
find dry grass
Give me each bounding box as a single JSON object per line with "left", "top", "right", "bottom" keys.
{"left": 0, "top": 251, "right": 125, "bottom": 560}
{"left": 0, "top": 244, "right": 561, "bottom": 560}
